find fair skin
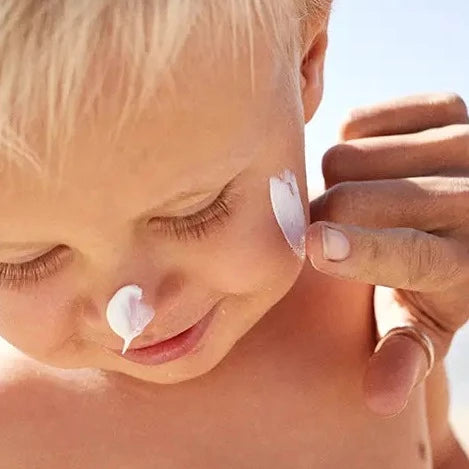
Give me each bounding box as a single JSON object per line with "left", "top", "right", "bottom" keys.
{"left": 0, "top": 12, "right": 466, "bottom": 468}
{"left": 0, "top": 21, "right": 320, "bottom": 385}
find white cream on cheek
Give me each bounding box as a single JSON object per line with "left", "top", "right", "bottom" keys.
{"left": 105, "top": 284, "right": 156, "bottom": 354}
{"left": 269, "top": 169, "right": 306, "bottom": 259}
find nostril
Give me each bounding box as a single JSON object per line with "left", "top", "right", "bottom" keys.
{"left": 153, "top": 272, "right": 186, "bottom": 314}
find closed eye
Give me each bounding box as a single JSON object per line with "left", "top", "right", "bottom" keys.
{"left": 0, "top": 181, "right": 240, "bottom": 290}
{"left": 148, "top": 179, "right": 239, "bottom": 241}
{"left": 0, "top": 245, "right": 73, "bottom": 290}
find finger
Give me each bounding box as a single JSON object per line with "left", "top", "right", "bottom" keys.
{"left": 306, "top": 222, "right": 469, "bottom": 339}
{"left": 363, "top": 333, "right": 429, "bottom": 417}
{"left": 340, "top": 93, "right": 469, "bottom": 141}
{"left": 309, "top": 176, "right": 469, "bottom": 234}
{"left": 365, "top": 286, "right": 436, "bottom": 417}
{"left": 323, "top": 124, "right": 469, "bottom": 186}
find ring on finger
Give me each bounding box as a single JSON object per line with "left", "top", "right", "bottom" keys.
{"left": 374, "top": 325, "right": 436, "bottom": 379}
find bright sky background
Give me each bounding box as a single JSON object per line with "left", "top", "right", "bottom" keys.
{"left": 305, "top": 0, "right": 469, "bottom": 448}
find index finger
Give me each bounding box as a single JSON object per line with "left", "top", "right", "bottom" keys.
{"left": 340, "top": 93, "right": 469, "bottom": 141}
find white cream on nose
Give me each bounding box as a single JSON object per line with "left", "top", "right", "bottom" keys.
{"left": 269, "top": 169, "right": 306, "bottom": 259}
{"left": 105, "top": 284, "right": 156, "bottom": 354}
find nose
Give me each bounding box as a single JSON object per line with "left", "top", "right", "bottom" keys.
{"left": 106, "top": 284, "right": 156, "bottom": 353}
{"left": 78, "top": 270, "right": 186, "bottom": 346}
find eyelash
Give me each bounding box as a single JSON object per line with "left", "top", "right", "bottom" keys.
{"left": 0, "top": 182, "right": 238, "bottom": 289}
{"left": 149, "top": 180, "right": 237, "bottom": 241}
{"left": 0, "top": 245, "right": 72, "bottom": 290}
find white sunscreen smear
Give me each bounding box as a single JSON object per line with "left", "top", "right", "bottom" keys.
{"left": 106, "top": 284, "right": 156, "bottom": 354}
{"left": 269, "top": 169, "right": 306, "bottom": 259}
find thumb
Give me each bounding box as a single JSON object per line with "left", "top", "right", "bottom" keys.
{"left": 363, "top": 333, "right": 429, "bottom": 417}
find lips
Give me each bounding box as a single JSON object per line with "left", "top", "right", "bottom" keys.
{"left": 108, "top": 307, "right": 217, "bottom": 366}
{"left": 129, "top": 320, "right": 200, "bottom": 351}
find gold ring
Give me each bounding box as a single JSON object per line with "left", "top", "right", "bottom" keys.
{"left": 374, "top": 326, "right": 435, "bottom": 379}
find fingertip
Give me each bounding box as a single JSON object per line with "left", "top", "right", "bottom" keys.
{"left": 363, "top": 357, "right": 409, "bottom": 418}
{"left": 305, "top": 221, "right": 322, "bottom": 241}
{"left": 363, "top": 335, "right": 424, "bottom": 417}
{"left": 305, "top": 222, "right": 322, "bottom": 260}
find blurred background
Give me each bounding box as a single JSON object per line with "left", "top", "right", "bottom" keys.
{"left": 305, "top": 0, "right": 469, "bottom": 449}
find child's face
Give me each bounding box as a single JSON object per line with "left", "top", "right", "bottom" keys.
{"left": 0, "top": 27, "right": 325, "bottom": 384}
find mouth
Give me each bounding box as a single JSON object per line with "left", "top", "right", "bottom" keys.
{"left": 109, "top": 307, "right": 217, "bottom": 366}
{"left": 130, "top": 322, "right": 199, "bottom": 350}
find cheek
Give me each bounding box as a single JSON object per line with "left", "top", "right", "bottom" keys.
{"left": 191, "top": 179, "right": 304, "bottom": 298}
{"left": 219, "top": 237, "right": 302, "bottom": 312}
{"left": 269, "top": 169, "right": 306, "bottom": 259}
{"left": 225, "top": 218, "right": 301, "bottom": 292}
{"left": 0, "top": 283, "right": 74, "bottom": 357}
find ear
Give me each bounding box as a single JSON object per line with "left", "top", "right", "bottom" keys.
{"left": 300, "top": 25, "right": 329, "bottom": 124}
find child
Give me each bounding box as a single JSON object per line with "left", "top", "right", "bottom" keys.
{"left": 0, "top": 1, "right": 462, "bottom": 467}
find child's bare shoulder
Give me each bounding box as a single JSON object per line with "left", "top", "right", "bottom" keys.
{"left": 0, "top": 341, "right": 106, "bottom": 397}
{"left": 0, "top": 342, "right": 109, "bottom": 467}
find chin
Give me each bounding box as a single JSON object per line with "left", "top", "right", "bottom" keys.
{"left": 77, "top": 262, "right": 302, "bottom": 385}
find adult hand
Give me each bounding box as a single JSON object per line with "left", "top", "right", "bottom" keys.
{"left": 306, "top": 93, "right": 469, "bottom": 417}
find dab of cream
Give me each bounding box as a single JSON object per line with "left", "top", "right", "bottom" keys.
{"left": 269, "top": 169, "right": 306, "bottom": 259}
{"left": 105, "top": 284, "right": 156, "bottom": 354}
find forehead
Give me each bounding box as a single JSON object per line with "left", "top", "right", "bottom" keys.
{"left": 0, "top": 34, "right": 285, "bottom": 218}
{"left": 6, "top": 30, "right": 280, "bottom": 183}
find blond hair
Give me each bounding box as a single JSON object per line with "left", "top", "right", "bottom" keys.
{"left": 0, "top": 0, "right": 330, "bottom": 179}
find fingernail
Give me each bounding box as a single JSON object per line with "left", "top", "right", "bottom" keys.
{"left": 321, "top": 225, "right": 351, "bottom": 261}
